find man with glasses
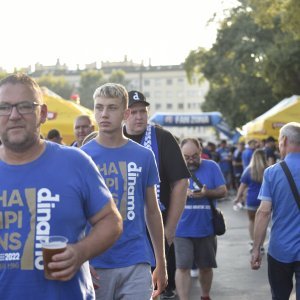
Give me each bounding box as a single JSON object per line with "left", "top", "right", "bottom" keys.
{"left": 71, "top": 115, "right": 95, "bottom": 147}
{"left": 175, "top": 138, "right": 227, "bottom": 300}
{"left": 0, "top": 73, "right": 123, "bottom": 300}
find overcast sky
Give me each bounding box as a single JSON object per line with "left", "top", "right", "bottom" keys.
{"left": 1, "top": 0, "right": 238, "bottom": 71}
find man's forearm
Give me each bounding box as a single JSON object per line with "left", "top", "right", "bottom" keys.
{"left": 146, "top": 209, "right": 166, "bottom": 266}
{"left": 205, "top": 185, "right": 227, "bottom": 200}
{"left": 164, "top": 178, "right": 188, "bottom": 242}
{"left": 253, "top": 207, "right": 271, "bottom": 250}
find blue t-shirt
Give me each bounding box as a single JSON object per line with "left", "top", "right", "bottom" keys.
{"left": 175, "top": 159, "right": 226, "bottom": 238}
{"left": 232, "top": 148, "right": 243, "bottom": 176}
{"left": 81, "top": 139, "right": 160, "bottom": 268}
{"left": 0, "top": 141, "right": 112, "bottom": 300}
{"left": 242, "top": 148, "right": 254, "bottom": 169}
{"left": 217, "top": 147, "right": 231, "bottom": 173}
{"left": 240, "top": 167, "right": 261, "bottom": 208}
{"left": 258, "top": 153, "right": 300, "bottom": 263}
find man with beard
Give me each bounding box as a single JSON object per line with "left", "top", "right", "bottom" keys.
{"left": 175, "top": 138, "right": 227, "bottom": 300}
{"left": 124, "top": 90, "right": 189, "bottom": 299}
{"left": 0, "top": 74, "right": 123, "bottom": 300}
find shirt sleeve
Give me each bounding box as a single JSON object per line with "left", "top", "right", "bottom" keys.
{"left": 212, "top": 161, "right": 226, "bottom": 187}
{"left": 258, "top": 168, "right": 272, "bottom": 202}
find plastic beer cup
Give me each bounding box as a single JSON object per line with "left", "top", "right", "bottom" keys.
{"left": 41, "top": 236, "right": 68, "bottom": 280}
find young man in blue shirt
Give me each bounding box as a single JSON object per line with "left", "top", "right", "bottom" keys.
{"left": 82, "top": 83, "right": 167, "bottom": 300}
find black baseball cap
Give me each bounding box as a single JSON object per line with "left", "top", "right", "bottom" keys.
{"left": 128, "top": 90, "right": 150, "bottom": 107}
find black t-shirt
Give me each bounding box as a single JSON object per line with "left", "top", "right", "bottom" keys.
{"left": 124, "top": 125, "right": 190, "bottom": 213}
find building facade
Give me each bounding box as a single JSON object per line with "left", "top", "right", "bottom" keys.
{"left": 100, "top": 60, "right": 212, "bottom": 139}
{"left": 29, "top": 58, "right": 215, "bottom": 140}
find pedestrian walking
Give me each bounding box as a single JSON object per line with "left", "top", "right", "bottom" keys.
{"left": 251, "top": 122, "right": 300, "bottom": 299}
{"left": 0, "top": 74, "right": 123, "bottom": 300}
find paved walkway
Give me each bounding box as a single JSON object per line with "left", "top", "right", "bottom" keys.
{"left": 168, "top": 198, "right": 296, "bottom": 300}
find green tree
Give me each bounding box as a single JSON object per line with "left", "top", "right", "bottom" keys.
{"left": 247, "top": 0, "right": 300, "bottom": 98}
{"left": 108, "top": 69, "right": 129, "bottom": 87}
{"left": 36, "top": 74, "right": 73, "bottom": 99}
{"left": 0, "top": 71, "right": 8, "bottom": 81}
{"left": 79, "top": 70, "right": 105, "bottom": 108}
{"left": 249, "top": 0, "right": 300, "bottom": 39}
{"left": 263, "top": 34, "right": 300, "bottom": 99}
{"left": 185, "top": 1, "right": 300, "bottom": 128}
{"left": 185, "top": 7, "right": 276, "bottom": 127}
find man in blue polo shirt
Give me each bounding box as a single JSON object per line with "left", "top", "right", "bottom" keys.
{"left": 251, "top": 122, "right": 300, "bottom": 300}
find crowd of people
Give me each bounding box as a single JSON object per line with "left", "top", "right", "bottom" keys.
{"left": 1, "top": 73, "right": 299, "bottom": 300}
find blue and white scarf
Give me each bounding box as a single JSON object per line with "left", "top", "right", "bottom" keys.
{"left": 141, "top": 124, "right": 165, "bottom": 211}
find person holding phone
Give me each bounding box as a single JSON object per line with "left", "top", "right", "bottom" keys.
{"left": 174, "top": 138, "right": 227, "bottom": 300}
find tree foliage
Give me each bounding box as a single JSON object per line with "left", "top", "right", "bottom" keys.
{"left": 36, "top": 74, "right": 73, "bottom": 100}
{"left": 185, "top": 0, "right": 300, "bottom": 128}
{"left": 108, "top": 69, "right": 129, "bottom": 87}
{"left": 0, "top": 72, "right": 8, "bottom": 81}
{"left": 249, "top": 0, "right": 300, "bottom": 39}
{"left": 78, "top": 70, "right": 105, "bottom": 108}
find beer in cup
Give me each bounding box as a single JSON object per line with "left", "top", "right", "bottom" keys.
{"left": 41, "top": 235, "right": 68, "bottom": 280}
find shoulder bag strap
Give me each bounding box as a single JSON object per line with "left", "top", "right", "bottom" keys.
{"left": 190, "top": 172, "right": 203, "bottom": 190}
{"left": 280, "top": 161, "right": 300, "bottom": 210}
{"left": 190, "top": 172, "right": 216, "bottom": 211}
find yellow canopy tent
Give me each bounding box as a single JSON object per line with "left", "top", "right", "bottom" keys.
{"left": 242, "top": 95, "right": 300, "bottom": 141}
{"left": 40, "top": 88, "right": 97, "bottom": 145}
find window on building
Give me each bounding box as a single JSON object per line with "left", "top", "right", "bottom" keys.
{"left": 167, "top": 103, "right": 173, "bottom": 109}
{"left": 144, "top": 79, "right": 150, "bottom": 86}
{"left": 178, "top": 103, "right": 184, "bottom": 109}
{"left": 154, "top": 79, "right": 161, "bottom": 86}
{"left": 154, "top": 91, "right": 161, "bottom": 98}
{"left": 166, "top": 79, "right": 173, "bottom": 85}
{"left": 155, "top": 103, "right": 162, "bottom": 110}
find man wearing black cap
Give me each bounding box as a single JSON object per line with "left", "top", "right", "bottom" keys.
{"left": 124, "top": 90, "right": 190, "bottom": 299}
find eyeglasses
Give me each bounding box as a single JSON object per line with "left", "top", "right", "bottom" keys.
{"left": 0, "top": 101, "right": 41, "bottom": 116}
{"left": 184, "top": 153, "right": 200, "bottom": 161}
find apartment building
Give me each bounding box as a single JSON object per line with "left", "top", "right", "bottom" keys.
{"left": 30, "top": 58, "right": 214, "bottom": 140}
{"left": 100, "top": 60, "right": 212, "bottom": 139}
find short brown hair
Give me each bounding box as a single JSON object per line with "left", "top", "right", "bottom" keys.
{"left": 0, "top": 73, "right": 43, "bottom": 103}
